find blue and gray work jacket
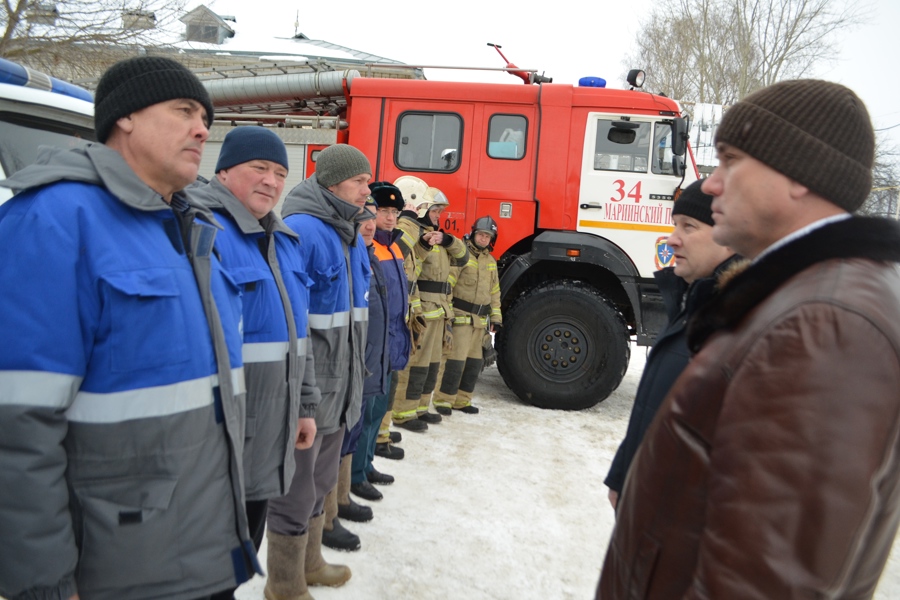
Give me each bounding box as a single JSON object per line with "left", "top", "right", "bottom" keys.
{"left": 282, "top": 174, "right": 369, "bottom": 435}
{"left": 191, "top": 176, "right": 321, "bottom": 501}
{"left": 0, "top": 144, "right": 259, "bottom": 600}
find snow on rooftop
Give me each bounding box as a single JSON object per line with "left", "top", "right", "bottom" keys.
{"left": 173, "top": 1, "right": 398, "bottom": 64}
{"left": 174, "top": 34, "right": 359, "bottom": 62}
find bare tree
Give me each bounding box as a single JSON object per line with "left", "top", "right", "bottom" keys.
{"left": 859, "top": 137, "right": 900, "bottom": 219}
{"left": 626, "top": 0, "right": 865, "bottom": 105}
{"left": 0, "top": 0, "right": 187, "bottom": 79}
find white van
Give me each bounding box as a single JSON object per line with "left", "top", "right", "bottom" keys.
{"left": 0, "top": 58, "right": 94, "bottom": 205}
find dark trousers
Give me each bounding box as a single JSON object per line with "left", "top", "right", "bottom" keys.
{"left": 341, "top": 395, "right": 368, "bottom": 457}
{"left": 352, "top": 372, "right": 393, "bottom": 484}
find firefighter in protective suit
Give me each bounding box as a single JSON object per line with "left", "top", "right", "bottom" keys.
{"left": 433, "top": 216, "right": 502, "bottom": 414}
{"left": 390, "top": 185, "right": 469, "bottom": 432}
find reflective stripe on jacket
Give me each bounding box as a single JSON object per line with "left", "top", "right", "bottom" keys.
{"left": 0, "top": 144, "right": 257, "bottom": 600}
{"left": 192, "top": 177, "right": 321, "bottom": 501}
{"left": 282, "top": 176, "right": 369, "bottom": 435}
{"left": 448, "top": 240, "right": 502, "bottom": 327}
{"left": 408, "top": 221, "right": 469, "bottom": 321}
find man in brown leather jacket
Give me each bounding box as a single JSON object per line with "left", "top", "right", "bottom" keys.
{"left": 598, "top": 80, "right": 900, "bottom": 599}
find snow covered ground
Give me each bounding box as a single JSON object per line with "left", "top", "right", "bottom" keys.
{"left": 235, "top": 344, "right": 900, "bottom": 599}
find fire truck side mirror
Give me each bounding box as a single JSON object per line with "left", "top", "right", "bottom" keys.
{"left": 671, "top": 117, "right": 689, "bottom": 156}
{"left": 671, "top": 155, "right": 685, "bottom": 177}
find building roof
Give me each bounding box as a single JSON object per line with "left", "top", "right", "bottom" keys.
{"left": 173, "top": 1, "right": 408, "bottom": 69}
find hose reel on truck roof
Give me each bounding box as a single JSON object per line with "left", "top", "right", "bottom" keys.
{"left": 202, "top": 69, "right": 359, "bottom": 116}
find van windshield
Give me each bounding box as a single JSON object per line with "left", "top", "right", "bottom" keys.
{"left": 0, "top": 112, "right": 92, "bottom": 178}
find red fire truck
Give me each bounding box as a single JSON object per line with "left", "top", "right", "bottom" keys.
{"left": 199, "top": 64, "right": 699, "bottom": 409}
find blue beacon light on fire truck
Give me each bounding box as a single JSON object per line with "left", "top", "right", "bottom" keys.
{"left": 579, "top": 77, "right": 607, "bottom": 88}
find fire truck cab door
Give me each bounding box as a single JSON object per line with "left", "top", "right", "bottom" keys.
{"left": 577, "top": 113, "right": 691, "bottom": 278}
{"left": 378, "top": 102, "right": 475, "bottom": 239}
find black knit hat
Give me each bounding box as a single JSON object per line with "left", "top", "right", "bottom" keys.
{"left": 672, "top": 179, "right": 714, "bottom": 226}
{"left": 369, "top": 181, "right": 404, "bottom": 211}
{"left": 215, "top": 127, "right": 289, "bottom": 172}
{"left": 715, "top": 79, "right": 874, "bottom": 212}
{"left": 94, "top": 56, "right": 214, "bottom": 143}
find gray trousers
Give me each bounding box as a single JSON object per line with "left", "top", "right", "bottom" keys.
{"left": 266, "top": 425, "right": 345, "bottom": 536}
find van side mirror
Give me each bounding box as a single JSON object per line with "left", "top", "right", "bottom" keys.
{"left": 671, "top": 117, "right": 688, "bottom": 156}
{"left": 672, "top": 155, "right": 685, "bottom": 177}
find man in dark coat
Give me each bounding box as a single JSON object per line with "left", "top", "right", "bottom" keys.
{"left": 604, "top": 179, "right": 737, "bottom": 509}
{"left": 598, "top": 80, "right": 900, "bottom": 599}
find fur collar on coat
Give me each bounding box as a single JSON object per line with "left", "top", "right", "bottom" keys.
{"left": 687, "top": 216, "right": 900, "bottom": 352}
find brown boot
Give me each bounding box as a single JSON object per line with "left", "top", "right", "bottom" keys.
{"left": 263, "top": 531, "right": 314, "bottom": 600}
{"left": 304, "top": 512, "right": 351, "bottom": 587}
{"left": 323, "top": 488, "right": 338, "bottom": 529}
{"left": 337, "top": 454, "right": 352, "bottom": 508}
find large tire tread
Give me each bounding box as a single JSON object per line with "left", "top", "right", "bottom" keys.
{"left": 497, "top": 280, "right": 630, "bottom": 410}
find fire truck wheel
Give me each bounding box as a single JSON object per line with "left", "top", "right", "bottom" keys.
{"left": 496, "top": 280, "right": 630, "bottom": 410}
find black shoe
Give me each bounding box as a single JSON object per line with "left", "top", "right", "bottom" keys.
{"left": 418, "top": 412, "right": 442, "bottom": 424}
{"left": 366, "top": 468, "right": 395, "bottom": 485}
{"left": 455, "top": 405, "right": 480, "bottom": 414}
{"left": 435, "top": 406, "right": 452, "bottom": 416}
{"left": 389, "top": 431, "right": 402, "bottom": 444}
{"left": 338, "top": 497, "right": 373, "bottom": 523}
{"left": 351, "top": 480, "right": 383, "bottom": 501}
{"left": 375, "top": 442, "right": 405, "bottom": 460}
{"left": 396, "top": 418, "right": 428, "bottom": 432}
{"left": 322, "top": 517, "right": 360, "bottom": 552}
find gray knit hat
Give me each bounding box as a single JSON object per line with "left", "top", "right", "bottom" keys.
{"left": 715, "top": 79, "right": 874, "bottom": 212}
{"left": 216, "top": 127, "right": 288, "bottom": 172}
{"left": 672, "top": 179, "right": 714, "bottom": 226}
{"left": 94, "top": 56, "right": 214, "bottom": 143}
{"left": 315, "top": 144, "right": 371, "bottom": 188}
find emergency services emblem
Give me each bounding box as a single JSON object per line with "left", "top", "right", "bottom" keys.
{"left": 655, "top": 236, "right": 674, "bottom": 270}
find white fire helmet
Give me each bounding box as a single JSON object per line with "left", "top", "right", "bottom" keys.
{"left": 416, "top": 186, "right": 450, "bottom": 218}
{"left": 392, "top": 176, "right": 429, "bottom": 210}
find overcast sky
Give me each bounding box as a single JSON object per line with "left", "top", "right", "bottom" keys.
{"left": 204, "top": 0, "right": 900, "bottom": 150}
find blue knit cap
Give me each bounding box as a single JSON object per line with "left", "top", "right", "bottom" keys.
{"left": 215, "top": 127, "right": 289, "bottom": 173}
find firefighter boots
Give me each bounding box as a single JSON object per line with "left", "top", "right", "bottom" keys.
{"left": 375, "top": 442, "right": 405, "bottom": 459}
{"left": 395, "top": 418, "right": 427, "bottom": 433}
{"left": 418, "top": 411, "right": 442, "bottom": 424}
